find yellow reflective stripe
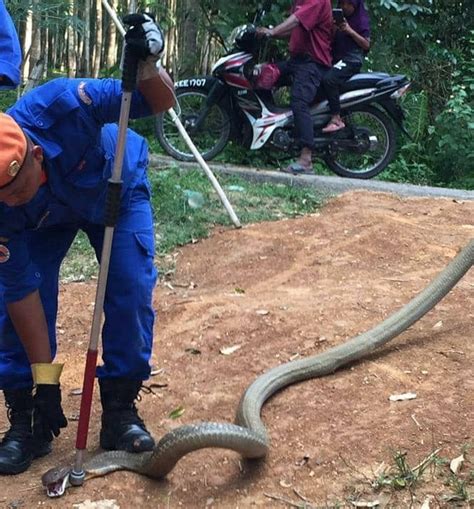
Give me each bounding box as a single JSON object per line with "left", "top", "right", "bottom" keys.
{"left": 31, "top": 363, "right": 63, "bottom": 384}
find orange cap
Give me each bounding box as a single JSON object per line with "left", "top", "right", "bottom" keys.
{"left": 0, "top": 113, "right": 27, "bottom": 188}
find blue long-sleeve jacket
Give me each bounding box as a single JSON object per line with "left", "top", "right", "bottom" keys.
{"left": 0, "top": 77, "right": 153, "bottom": 303}
{"left": 0, "top": 0, "right": 22, "bottom": 89}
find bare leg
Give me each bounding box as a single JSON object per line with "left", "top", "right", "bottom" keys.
{"left": 296, "top": 147, "right": 313, "bottom": 169}
{"left": 322, "top": 114, "right": 345, "bottom": 133}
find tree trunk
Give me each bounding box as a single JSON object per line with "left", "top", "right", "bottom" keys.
{"left": 67, "top": 3, "right": 77, "bottom": 77}
{"left": 92, "top": 0, "right": 103, "bottom": 77}
{"left": 21, "top": 10, "right": 33, "bottom": 81}
{"left": 178, "top": 0, "right": 199, "bottom": 78}
{"left": 29, "top": 0, "right": 42, "bottom": 75}
{"left": 83, "top": 0, "right": 91, "bottom": 75}
{"left": 106, "top": 0, "right": 118, "bottom": 70}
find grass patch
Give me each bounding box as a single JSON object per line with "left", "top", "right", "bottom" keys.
{"left": 369, "top": 447, "right": 473, "bottom": 505}
{"left": 59, "top": 165, "right": 324, "bottom": 281}
{"left": 373, "top": 449, "right": 443, "bottom": 492}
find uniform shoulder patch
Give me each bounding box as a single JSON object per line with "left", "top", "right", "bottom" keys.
{"left": 0, "top": 245, "right": 10, "bottom": 263}
{"left": 78, "top": 81, "right": 93, "bottom": 105}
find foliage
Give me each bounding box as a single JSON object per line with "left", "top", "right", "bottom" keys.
{"left": 60, "top": 166, "right": 323, "bottom": 280}
{"left": 4, "top": 0, "right": 474, "bottom": 188}
{"left": 7, "top": 0, "right": 84, "bottom": 33}
{"left": 373, "top": 449, "right": 442, "bottom": 491}
{"left": 0, "top": 90, "right": 17, "bottom": 112}
{"left": 175, "top": 0, "right": 473, "bottom": 188}
{"left": 150, "top": 166, "right": 322, "bottom": 253}
{"left": 426, "top": 30, "right": 474, "bottom": 188}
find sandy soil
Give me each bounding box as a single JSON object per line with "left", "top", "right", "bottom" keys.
{"left": 0, "top": 191, "right": 473, "bottom": 509}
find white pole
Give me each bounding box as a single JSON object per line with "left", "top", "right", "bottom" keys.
{"left": 166, "top": 108, "right": 241, "bottom": 227}
{"left": 101, "top": 0, "right": 241, "bottom": 228}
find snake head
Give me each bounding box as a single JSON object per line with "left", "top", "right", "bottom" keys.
{"left": 41, "top": 465, "right": 72, "bottom": 497}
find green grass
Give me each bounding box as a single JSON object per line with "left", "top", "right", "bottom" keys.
{"left": 370, "top": 447, "right": 473, "bottom": 504}
{"left": 59, "top": 166, "right": 324, "bottom": 281}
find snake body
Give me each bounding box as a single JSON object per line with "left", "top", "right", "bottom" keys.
{"left": 42, "top": 240, "right": 474, "bottom": 495}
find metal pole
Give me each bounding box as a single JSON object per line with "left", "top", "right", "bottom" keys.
{"left": 69, "top": 41, "right": 138, "bottom": 487}
{"left": 166, "top": 108, "right": 241, "bottom": 227}
{"left": 101, "top": 0, "right": 241, "bottom": 228}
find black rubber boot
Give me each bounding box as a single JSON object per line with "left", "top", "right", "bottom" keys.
{"left": 0, "top": 388, "right": 51, "bottom": 475}
{"left": 99, "top": 378, "right": 155, "bottom": 453}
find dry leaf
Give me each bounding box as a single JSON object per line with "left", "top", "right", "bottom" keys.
{"left": 351, "top": 500, "right": 380, "bottom": 508}
{"left": 73, "top": 500, "right": 120, "bottom": 509}
{"left": 220, "top": 345, "right": 242, "bottom": 355}
{"left": 421, "top": 496, "right": 433, "bottom": 509}
{"left": 389, "top": 392, "right": 417, "bottom": 402}
{"left": 279, "top": 479, "right": 292, "bottom": 488}
{"left": 450, "top": 454, "right": 464, "bottom": 474}
{"left": 185, "top": 348, "right": 202, "bottom": 355}
{"left": 295, "top": 455, "right": 310, "bottom": 467}
{"left": 148, "top": 382, "right": 168, "bottom": 389}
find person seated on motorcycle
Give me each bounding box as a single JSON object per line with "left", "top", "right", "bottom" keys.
{"left": 257, "top": 0, "right": 333, "bottom": 175}
{"left": 321, "top": 0, "right": 371, "bottom": 133}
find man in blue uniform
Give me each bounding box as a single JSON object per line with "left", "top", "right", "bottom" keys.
{"left": 0, "top": 15, "right": 176, "bottom": 475}
{"left": 0, "top": 0, "right": 22, "bottom": 89}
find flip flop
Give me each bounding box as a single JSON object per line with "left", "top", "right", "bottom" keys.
{"left": 281, "top": 162, "right": 314, "bottom": 175}
{"left": 322, "top": 121, "right": 345, "bottom": 134}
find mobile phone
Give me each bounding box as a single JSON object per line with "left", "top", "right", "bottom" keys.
{"left": 332, "top": 8, "right": 345, "bottom": 24}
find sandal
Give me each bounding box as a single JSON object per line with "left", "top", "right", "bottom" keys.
{"left": 322, "top": 120, "right": 345, "bottom": 134}
{"left": 281, "top": 162, "right": 314, "bottom": 176}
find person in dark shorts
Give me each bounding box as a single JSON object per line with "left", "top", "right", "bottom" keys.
{"left": 322, "top": 0, "right": 371, "bottom": 133}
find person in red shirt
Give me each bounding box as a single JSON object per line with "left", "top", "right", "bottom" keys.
{"left": 258, "top": 0, "right": 333, "bottom": 175}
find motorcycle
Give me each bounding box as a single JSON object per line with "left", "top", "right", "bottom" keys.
{"left": 156, "top": 13, "right": 411, "bottom": 179}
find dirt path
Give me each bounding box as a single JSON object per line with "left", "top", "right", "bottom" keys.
{"left": 1, "top": 191, "right": 472, "bottom": 509}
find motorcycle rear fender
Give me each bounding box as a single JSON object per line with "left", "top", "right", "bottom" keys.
{"left": 378, "top": 99, "right": 412, "bottom": 138}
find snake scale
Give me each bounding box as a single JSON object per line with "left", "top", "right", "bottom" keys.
{"left": 42, "top": 240, "right": 474, "bottom": 497}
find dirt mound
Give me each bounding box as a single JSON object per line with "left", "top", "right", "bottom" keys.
{"left": 1, "top": 191, "right": 472, "bottom": 508}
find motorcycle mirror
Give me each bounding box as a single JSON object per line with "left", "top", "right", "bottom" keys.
{"left": 253, "top": 0, "right": 272, "bottom": 24}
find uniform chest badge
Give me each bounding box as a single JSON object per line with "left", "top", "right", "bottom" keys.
{"left": 0, "top": 245, "right": 10, "bottom": 263}
{"left": 8, "top": 160, "right": 21, "bottom": 177}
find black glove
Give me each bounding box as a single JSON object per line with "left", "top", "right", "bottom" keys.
{"left": 123, "top": 13, "right": 165, "bottom": 60}
{"left": 33, "top": 384, "right": 68, "bottom": 441}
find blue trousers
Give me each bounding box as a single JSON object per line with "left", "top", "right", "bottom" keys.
{"left": 0, "top": 181, "right": 158, "bottom": 390}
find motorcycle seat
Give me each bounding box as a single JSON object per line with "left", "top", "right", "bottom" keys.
{"left": 340, "top": 72, "right": 407, "bottom": 93}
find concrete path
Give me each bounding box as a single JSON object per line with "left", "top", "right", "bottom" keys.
{"left": 149, "top": 154, "right": 474, "bottom": 201}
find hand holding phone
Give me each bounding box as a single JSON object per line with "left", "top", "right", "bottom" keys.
{"left": 332, "top": 8, "right": 345, "bottom": 25}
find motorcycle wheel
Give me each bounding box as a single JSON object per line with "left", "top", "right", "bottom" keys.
{"left": 155, "top": 86, "right": 231, "bottom": 162}
{"left": 325, "top": 106, "right": 397, "bottom": 179}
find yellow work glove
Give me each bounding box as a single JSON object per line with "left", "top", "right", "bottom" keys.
{"left": 31, "top": 363, "right": 68, "bottom": 440}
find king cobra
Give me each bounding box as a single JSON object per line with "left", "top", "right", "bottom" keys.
{"left": 42, "top": 240, "right": 473, "bottom": 497}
